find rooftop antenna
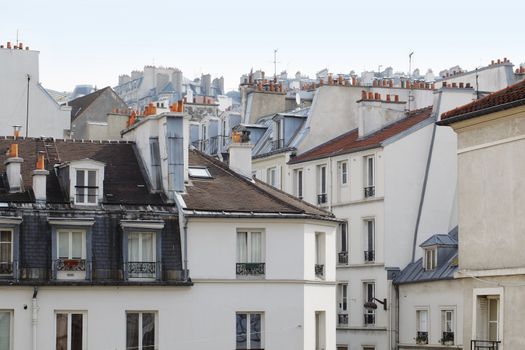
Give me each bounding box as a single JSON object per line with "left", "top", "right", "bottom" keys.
{"left": 16, "top": 29, "right": 19, "bottom": 45}
{"left": 475, "top": 68, "right": 480, "bottom": 99}
{"left": 408, "top": 52, "right": 414, "bottom": 111}
{"left": 273, "top": 49, "right": 278, "bottom": 79}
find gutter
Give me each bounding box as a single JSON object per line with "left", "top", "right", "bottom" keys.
{"left": 174, "top": 193, "right": 190, "bottom": 282}
{"left": 32, "top": 286, "right": 38, "bottom": 350}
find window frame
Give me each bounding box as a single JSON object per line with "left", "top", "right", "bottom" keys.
{"left": 57, "top": 230, "right": 86, "bottom": 260}
{"left": 363, "top": 218, "right": 375, "bottom": 262}
{"left": 127, "top": 232, "right": 157, "bottom": 280}
{"left": 0, "top": 310, "right": 13, "bottom": 350}
{"left": 338, "top": 283, "right": 348, "bottom": 312}
{"left": 424, "top": 248, "right": 437, "bottom": 270}
{"left": 236, "top": 230, "right": 265, "bottom": 264}
{"left": 0, "top": 229, "right": 13, "bottom": 275}
{"left": 74, "top": 169, "right": 99, "bottom": 205}
{"left": 339, "top": 161, "right": 348, "bottom": 186}
{"left": 54, "top": 311, "right": 87, "bottom": 350}
{"left": 416, "top": 308, "right": 429, "bottom": 333}
{"left": 318, "top": 164, "right": 327, "bottom": 195}
{"left": 266, "top": 167, "right": 276, "bottom": 187}
{"left": 363, "top": 281, "right": 376, "bottom": 325}
{"left": 236, "top": 312, "right": 264, "bottom": 350}
{"left": 294, "top": 168, "right": 303, "bottom": 199}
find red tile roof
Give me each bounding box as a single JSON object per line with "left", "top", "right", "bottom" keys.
{"left": 288, "top": 106, "right": 433, "bottom": 164}
{"left": 440, "top": 79, "right": 525, "bottom": 123}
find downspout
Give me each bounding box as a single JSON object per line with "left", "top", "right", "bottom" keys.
{"left": 328, "top": 156, "right": 333, "bottom": 212}
{"left": 410, "top": 114, "right": 438, "bottom": 263}
{"left": 32, "top": 286, "right": 38, "bottom": 350}
{"left": 395, "top": 283, "right": 400, "bottom": 350}
{"left": 174, "top": 194, "right": 189, "bottom": 281}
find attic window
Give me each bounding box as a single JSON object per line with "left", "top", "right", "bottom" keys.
{"left": 424, "top": 248, "right": 437, "bottom": 271}
{"left": 75, "top": 169, "right": 98, "bottom": 204}
{"left": 188, "top": 167, "right": 211, "bottom": 178}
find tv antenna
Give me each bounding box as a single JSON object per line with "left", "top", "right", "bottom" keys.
{"left": 273, "top": 49, "right": 278, "bottom": 79}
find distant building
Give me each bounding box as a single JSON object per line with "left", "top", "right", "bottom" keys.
{"left": 0, "top": 41, "right": 70, "bottom": 138}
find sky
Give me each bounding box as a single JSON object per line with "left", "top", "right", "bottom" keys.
{"left": 1, "top": 0, "right": 524, "bottom": 92}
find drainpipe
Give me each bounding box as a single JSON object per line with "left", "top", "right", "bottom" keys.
{"left": 174, "top": 194, "right": 189, "bottom": 281}
{"left": 395, "top": 283, "right": 400, "bottom": 350}
{"left": 328, "top": 156, "right": 333, "bottom": 212}
{"left": 32, "top": 286, "right": 38, "bottom": 350}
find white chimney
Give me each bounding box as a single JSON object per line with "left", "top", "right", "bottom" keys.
{"left": 32, "top": 153, "right": 49, "bottom": 202}
{"left": 228, "top": 132, "right": 253, "bottom": 178}
{"left": 4, "top": 144, "right": 23, "bottom": 193}
{"left": 357, "top": 96, "right": 406, "bottom": 138}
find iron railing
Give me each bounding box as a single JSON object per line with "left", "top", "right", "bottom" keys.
{"left": 317, "top": 193, "right": 327, "bottom": 205}
{"left": 338, "top": 252, "right": 348, "bottom": 264}
{"left": 364, "top": 313, "right": 375, "bottom": 325}
{"left": 74, "top": 186, "right": 98, "bottom": 204}
{"left": 0, "top": 262, "right": 13, "bottom": 275}
{"left": 364, "top": 186, "right": 375, "bottom": 198}
{"left": 416, "top": 331, "right": 428, "bottom": 345}
{"left": 364, "top": 250, "right": 375, "bottom": 262}
{"left": 471, "top": 340, "right": 501, "bottom": 350}
{"left": 236, "top": 263, "right": 265, "bottom": 276}
{"left": 315, "top": 264, "right": 325, "bottom": 277}
{"left": 55, "top": 259, "right": 86, "bottom": 272}
{"left": 127, "top": 261, "right": 157, "bottom": 279}
{"left": 338, "top": 313, "right": 349, "bottom": 325}
{"left": 442, "top": 331, "right": 454, "bottom": 345}
{"left": 270, "top": 139, "right": 284, "bottom": 151}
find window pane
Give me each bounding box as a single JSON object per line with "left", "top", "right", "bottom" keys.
{"left": 56, "top": 313, "right": 68, "bottom": 350}
{"left": 58, "top": 232, "right": 70, "bottom": 259}
{"left": 236, "top": 313, "right": 247, "bottom": 349}
{"left": 128, "top": 233, "right": 140, "bottom": 261}
{"left": 126, "top": 313, "right": 139, "bottom": 350}
{"left": 0, "top": 231, "right": 10, "bottom": 243}
{"left": 250, "top": 232, "right": 262, "bottom": 263}
{"left": 489, "top": 299, "right": 498, "bottom": 321}
{"left": 0, "top": 312, "right": 10, "bottom": 350}
{"left": 321, "top": 167, "right": 326, "bottom": 193}
{"left": 71, "top": 314, "right": 83, "bottom": 350}
{"left": 298, "top": 171, "right": 303, "bottom": 197}
{"left": 142, "top": 233, "right": 154, "bottom": 262}
{"left": 367, "top": 158, "right": 374, "bottom": 185}
{"left": 250, "top": 314, "right": 262, "bottom": 349}
{"left": 87, "top": 171, "right": 97, "bottom": 203}
{"left": 237, "top": 232, "right": 247, "bottom": 263}
{"left": 76, "top": 170, "right": 85, "bottom": 203}
{"left": 71, "top": 232, "right": 83, "bottom": 259}
{"left": 341, "top": 224, "right": 347, "bottom": 252}
{"left": 367, "top": 221, "right": 374, "bottom": 252}
{"left": 142, "top": 313, "right": 155, "bottom": 350}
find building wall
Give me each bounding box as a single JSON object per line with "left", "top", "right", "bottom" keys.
{"left": 252, "top": 153, "right": 290, "bottom": 190}
{"left": 0, "top": 48, "right": 70, "bottom": 137}
{"left": 244, "top": 91, "right": 286, "bottom": 124}
{"left": 398, "top": 279, "right": 463, "bottom": 348}
{"left": 438, "top": 63, "right": 515, "bottom": 93}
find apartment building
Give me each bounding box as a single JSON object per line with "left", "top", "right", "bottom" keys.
{"left": 438, "top": 78, "right": 525, "bottom": 350}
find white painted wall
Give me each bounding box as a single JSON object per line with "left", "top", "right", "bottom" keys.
{"left": 0, "top": 47, "right": 70, "bottom": 138}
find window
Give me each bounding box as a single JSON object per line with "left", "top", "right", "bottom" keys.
{"left": 75, "top": 169, "right": 98, "bottom": 204}
{"left": 128, "top": 232, "right": 156, "bottom": 279}
{"left": 317, "top": 165, "right": 327, "bottom": 204}
{"left": 475, "top": 295, "right": 500, "bottom": 343}
{"left": 315, "top": 311, "right": 326, "bottom": 350}
{"left": 266, "top": 167, "right": 276, "bottom": 187}
{"left": 237, "top": 231, "right": 264, "bottom": 276}
{"left": 56, "top": 230, "right": 86, "bottom": 278}
{"left": 55, "top": 312, "right": 86, "bottom": 350}
{"left": 126, "top": 312, "right": 156, "bottom": 350}
{"left": 202, "top": 124, "right": 207, "bottom": 141}
{"left": 0, "top": 230, "right": 13, "bottom": 275}
{"left": 338, "top": 222, "right": 348, "bottom": 264}
{"left": 188, "top": 167, "right": 212, "bottom": 178}
{"left": 364, "top": 282, "right": 375, "bottom": 325}
{"left": 364, "top": 156, "right": 375, "bottom": 198}
{"left": 364, "top": 219, "right": 375, "bottom": 262}
{"left": 488, "top": 298, "right": 499, "bottom": 341}
{"left": 424, "top": 248, "right": 437, "bottom": 270}
{"left": 0, "top": 311, "right": 12, "bottom": 350}
{"left": 236, "top": 313, "right": 263, "bottom": 349}
{"left": 416, "top": 309, "right": 429, "bottom": 344}
{"left": 339, "top": 161, "right": 348, "bottom": 186}
{"left": 338, "top": 283, "right": 348, "bottom": 313}
{"left": 294, "top": 169, "right": 303, "bottom": 199}
{"left": 315, "top": 232, "right": 325, "bottom": 278}
{"left": 441, "top": 310, "right": 454, "bottom": 344}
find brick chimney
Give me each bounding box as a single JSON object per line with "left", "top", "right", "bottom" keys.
{"left": 5, "top": 144, "right": 24, "bottom": 193}
{"left": 32, "top": 152, "right": 49, "bottom": 202}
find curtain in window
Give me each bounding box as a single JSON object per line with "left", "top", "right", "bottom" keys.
{"left": 250, "top": 232, "right": 262, "bottom": 263}
{"left": 418, "top": 310, "right": 428, "bottom": 332}
{"left": 71, "top": 314, "right": 83, "bottom": 350}
{"left": 87, "top": 171, "right": 97, "bottom": 204}
{"left": 367, "top": 221, "right": 374, "bottom": 252}
{"left": 0, "top": 231, "right": 11, "bottom": 272}
{"left": 76, "top": 170, "right": 85, "bottom": 203}
{"left": 128, "top": 234, "right": 140, "bottom": 262}
{"left": 236, "top": 313, "right": 247, "bottom": 349}
{"left": 126, "top": 313, "right": 139, "bottom": 350}
{"left": 142, "top": 313, "right": 155, "bottom": 350}
{"left": 56, "top": 313, "right": 68, "bottom": 350}
{"left": 0, "top": 312, "right": 10, "bottom": 350}
{"left": 250, "top": 314, "right": 262, "bottom": 349}
{"left": 142, "top": 233, "right": 154, "bottom": 263}
{"left": 58, "top": 232, "right": 70, "bottom": 259}
{"left": 237, "top": 232, "right": 247, "bottom": 263}
{"left": 71, "top": 232, "right": 83, "bottom": 259}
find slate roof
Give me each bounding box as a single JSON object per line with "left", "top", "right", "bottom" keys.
{"left": 183, "top": 150, "right": 334, "bottom": 219}
{"left": 0, "top": 137, "right": 164, "bottom": 205}
{"left": 68, "top": 87, "right": 110, "bottom": 120}
{"left": 288, "top": 106, "right": 434, "bottom": 164}
{"left": 439, "top": 78, "right": 525, "bottom": 124}
{"left": 420, "top": 233, "right": 458, "bottom": 248}
{"left": 395, "top": 227, "right": 459, "bottom": 285}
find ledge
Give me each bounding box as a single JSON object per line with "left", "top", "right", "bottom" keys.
{"left": 47, "top": 217, "right": 95, "bottom": 226}
{"left": 337, "top": 326, "right": 387, "bottom": 331}
{"left": 0, "top": 279, "right": 193, "bottom": 287}
{"left": 398, "top": 343, "right": 462, "bottom": 349}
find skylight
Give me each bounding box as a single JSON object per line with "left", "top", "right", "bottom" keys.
{"left": 188, "top": 167, "right": 212, "bottom": 178}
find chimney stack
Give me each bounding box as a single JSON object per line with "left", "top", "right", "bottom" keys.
{"left": 32, "top": 152, "right": 49, "bottom": 202}
{"left": 228, "top": 131, "right": 253, "bottom": 178}
{"left": 5, "top": 144, "right": 23, "bottom": 193}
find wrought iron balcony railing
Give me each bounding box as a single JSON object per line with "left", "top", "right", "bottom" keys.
{"left": 127, "top": 261, "right": 157, "bottom": 279}
{"left": 236, "top": 263, "right": 265, "bottom": 276}
{"left": 338, "top": 313, "right": 349, "bottom": 325}
{"left": 317, "top": 193, "right": 327, "bottom": 205}
{"left": 364, "top": 250, "right": 375, "bottom": 262}
{"left": 364, "top": 186, "right": 375, "bottom": 198}
{"left": 364, "top": 312, "right": 375, "bottom": 325}
{"left": 270, "top": 139, "right": 284, "bottom": 151}
{"left": 0, "top": 262, "right": 13, "bottom": 275}
{"left": 55, "top": 259, "right": 86, "bottom": 272}
{"left": 315, "top": 264, "right": 324, "bottom": 277}
{"left": 416, "top": 331, "right": 428, "bottom": 345}
{"left": 338, "top": 252, "right": 348, "bottom": 264}
{"left": 442, "top": 331, "right": 454, "bottom": 345}
{"left": 471, "top": 340, "right": 501, "bottom": 350}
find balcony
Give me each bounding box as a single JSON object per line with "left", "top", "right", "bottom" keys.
{"left": 338, "top": 252, "right": 348, "bottom": 265}
{"left": 208, "top": 136, "right": 219, "bottom": 155}
{"left": 0, "top": 262, "right": 13, "bottom": 275}
{"left": 471, "top": 340, "right": 501, "bottom": 350}
{"left": 315, "top": 264, "right": 324, "bottom": 278}
{"left": 270, "top": 139, "right": 284, "bottom": 151}
{"left": 364, "top": 313, "right": 375, "bottom": 325}
{"left": 127, "top": 261, "right": 158, "bottom": 279}
{"left": 441, "top": 331, "right": 454, "bottom": 345}
{"left": 338, "top": 313, "right": 349, "bottom": 326}
{"left": 236, "top": 263, "right": 265, "bottom": 276}
{"left": 416, "top": 331, "right": 428, "bottom": 345}
{"left": 317, "top": 193, "right": 327, "bottom": 205}
{"left": 55, "top": 259, "right": 86, "bottom": 272}
{"left": 364, "top": 186, "right": 375, "bottom": 198}
{"left": 364, "top": 250, "right": 375, "bottom": 263}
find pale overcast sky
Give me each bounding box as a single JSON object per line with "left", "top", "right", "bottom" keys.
{"left": 1, "top": 0, "right": 524, "bottom": 92}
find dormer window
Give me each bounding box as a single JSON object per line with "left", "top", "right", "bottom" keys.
{"left": 424, "top": 248, "right": 437, "bottom": 270}
{"left": 59, "top": 159, "right": 105, "bottom": 206}
{"left": 75, "top": 169, "right": 97, "bottom": 204}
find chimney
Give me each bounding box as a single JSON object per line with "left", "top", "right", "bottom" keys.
{"left": 357, "top": 97, "right": 406, "bottom": 138}
{"left": 32, "top": 153, "right": 49, "bottom": 202}
{"left": 5, "top": 144, "right": 24, "bottom": 193}
{"left": 228, "top": 131, "right": 253, "bottom": 178}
